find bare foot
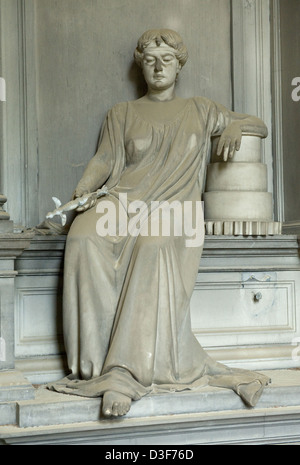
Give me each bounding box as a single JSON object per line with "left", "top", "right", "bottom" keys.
{"left": 102, "top": 390, "right": 132, "bottom": 417}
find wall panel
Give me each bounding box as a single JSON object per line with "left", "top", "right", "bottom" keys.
{"left": 1, "top": 0, "right": 232, "bottom": 227}
{"left": 33, "top": 0, "right": 232, "bottom": 226}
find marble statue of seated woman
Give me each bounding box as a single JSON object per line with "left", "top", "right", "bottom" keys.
{"left": 48, "top": 29, "right": 270, "bottom": 417}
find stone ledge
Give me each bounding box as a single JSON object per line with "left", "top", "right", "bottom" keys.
{"left": 16, "top": 233, "right": 300, "bottom": 273}
{"left": 0, "top": 371, "right": 35, "bottom": 402}
{"left": 19, "top": 233, "right": 299, "bottom": 254}
{"left": 2, "top": 369, "right": 300, "bottom": 444}
{"left": 3, "top": 403, "right": 300, "bottom": 445}
{"left": 0, "top": 231, "right": 34, "bottom": 258}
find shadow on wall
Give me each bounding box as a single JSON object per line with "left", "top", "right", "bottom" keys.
{"left": 127, "top": 61, "right": 148, "bottom": 99}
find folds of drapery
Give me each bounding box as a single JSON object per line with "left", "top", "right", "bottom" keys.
{"left": 48, "top": 97, "right": 270, "bottom": 408}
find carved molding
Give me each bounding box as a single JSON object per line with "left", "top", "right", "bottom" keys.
{"left": 192, "top": 276, "right": 296, "bottom": 339}
{"left": 15, "top": 286, "right": 63, "bottom": 357}
{"left": 270, "top": 0, "right": 285, "bottom": 223}
{"left": 205, "top": 220, "right": 282, "bottom": 236}
{"left": 0, "top": 0, "right": 38, "bottom": 228}
{"left": 231, "top": 0, "right": 273, "bottom": 191}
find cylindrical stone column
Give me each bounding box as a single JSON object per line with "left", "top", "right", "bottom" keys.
{"left": 204, "top": 134, "right": 282, "bottom": 235}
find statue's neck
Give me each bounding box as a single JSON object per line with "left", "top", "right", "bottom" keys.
{"left": 146, "top": 86, "right": 176, "bottom": 102}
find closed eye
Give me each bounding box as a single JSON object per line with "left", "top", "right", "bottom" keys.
{"left": 143, "top": 54, "right": 176, "bottom": 65}
{"left": 162, "top": 54, "right": 175, "bottom": 63}
{"left": 143, "top": 54, "right": 156, "bottom": 65}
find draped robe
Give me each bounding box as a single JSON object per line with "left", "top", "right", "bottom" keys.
{"left": 49, "top": 97, "right": 270, "bottom": 407}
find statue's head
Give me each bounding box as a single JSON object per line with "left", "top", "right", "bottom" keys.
{"left": 134, "top": 29, "right": 188, "bottom": 93}
{"left": 134, "top": 29, "right": 188, "bottom": 69}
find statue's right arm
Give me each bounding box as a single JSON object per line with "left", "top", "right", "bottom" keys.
{"left": 73, "top": 154, "right": 112, "bottom": 199}
{"left": 72, "top": 112, "right": 116, "bottom": 199}
{"left": 72, "top": 103, "right": 126, "bottom": 204}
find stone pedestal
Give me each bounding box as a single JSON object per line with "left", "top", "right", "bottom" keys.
{"left": 204, "top": 134, "right": 282, "bottom": 235}
{"left": 0, "top": 231, "right": 34, "bottom": 403}
{"left": 2, "top": 369, "right": 300, "bottom": 444}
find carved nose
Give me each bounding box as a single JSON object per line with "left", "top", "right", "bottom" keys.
{"left": 155, "top": 59, "right": 163, "bottom": 71}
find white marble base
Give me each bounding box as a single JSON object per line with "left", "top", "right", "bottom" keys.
{"left": 2, "top": 370, "right": 300, "bottom": 444}
{"left": 204, "top": 191, "right": 273, "bottom": 221}
{"left": 205, "top": 220, "right": 282, "bottom": 236}
{"left": 205, "top": 134, "right": 275, "bottom": 235}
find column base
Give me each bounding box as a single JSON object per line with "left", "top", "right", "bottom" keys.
{"left": 205, "top": 220, "right": 282, "bottom": 236}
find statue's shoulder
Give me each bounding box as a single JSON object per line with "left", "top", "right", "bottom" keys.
{"left": 109, "top": 101, "right": 128, "bottom": 115}
{"left": 191, "top": 96, "right": 220, "bottom": 121}
{"left": 192, "top": 95, "right": 215, "bottom": 109}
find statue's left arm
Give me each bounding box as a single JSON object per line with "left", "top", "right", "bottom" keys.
{"left": 211, "top": 101, "right": 268, "bottom": 161}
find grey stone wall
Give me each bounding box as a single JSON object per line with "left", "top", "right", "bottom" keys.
{"left": 1, "top": 0, "right": 232, "bottom": 228}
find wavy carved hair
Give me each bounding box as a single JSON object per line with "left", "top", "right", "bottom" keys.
{"left": 134, "top": 29, "right": 188, "bottom": 68}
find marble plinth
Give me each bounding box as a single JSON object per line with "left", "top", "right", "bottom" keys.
{"left": 210, "top": 135, "right": 262, "bottom": 163}
{"left": 2, "top": 370, "right": 300, "bottom": 444}
{"left": 206, "top": 162, "right": 268, "bottom": 192}
{"left": 204, "top": 135, "right": 280, "bottom": 236}
{"left": 204, "top": 191, "right": 273, "bottom": 221}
